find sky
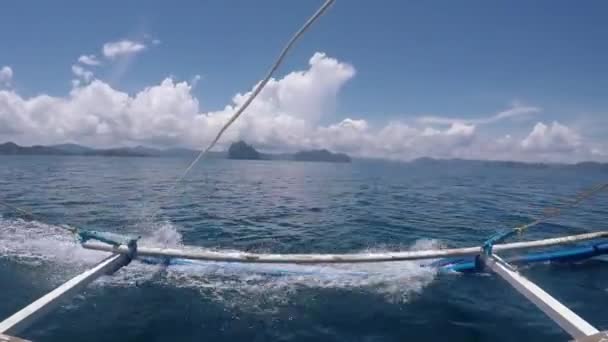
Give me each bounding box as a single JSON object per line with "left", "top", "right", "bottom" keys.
{"left": 1, "top": 0, "right": 607, "bottom": 162}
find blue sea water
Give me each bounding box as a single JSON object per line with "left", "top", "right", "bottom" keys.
{"left": 0, "top": 155, "right": 607, "bottom": 341}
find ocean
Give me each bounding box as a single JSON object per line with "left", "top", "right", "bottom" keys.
{"left": 1, "top": 155, "right": 607, "bottom": 341}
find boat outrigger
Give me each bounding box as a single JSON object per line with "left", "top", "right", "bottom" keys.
{"left": 1, "top": 0, "right": 607, "bottom": 340}
{"left": 1, "top": 228, "right": 608, "bottom": 341}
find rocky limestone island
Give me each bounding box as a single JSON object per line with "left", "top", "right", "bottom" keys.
{"left": 227, "top": 141, "right": 261, "bottom": 160}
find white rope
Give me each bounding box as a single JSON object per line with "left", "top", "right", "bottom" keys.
{"left": 179, "top": 0, "right": 336, "bottom": 182}
{"left": 513, "top": 182, "right": 608, "bottom": 234}
{"left": 138, "top": 0, "right": 336, "bottom": 224}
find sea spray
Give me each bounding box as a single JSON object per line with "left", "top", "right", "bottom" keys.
{"left": 1, "top": 218, "right": 439, "bottom": 307}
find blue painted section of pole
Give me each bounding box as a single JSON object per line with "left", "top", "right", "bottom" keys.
{"left": 436, "top": 242, "right": 608, "bottom": 273}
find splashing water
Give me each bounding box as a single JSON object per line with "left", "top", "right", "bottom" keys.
{"left": 0, "top": 217, "right": 439, "bottom": 306}
{"left": 139, "top": 221, "right": 184, "bottom": 247}
{"left": 0, "top": 217, "right": 108, "bottom": 267}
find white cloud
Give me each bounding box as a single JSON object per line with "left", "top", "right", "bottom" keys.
{"left": 0, "top": 66, "right": 13, "bottom": 87}
{"left": 71, "top": 65, "right": 94, "bottom": 83}
{"left": 191, "top": 74, "right": 201, "bottom": 88}
{"left": 227, "top": 52, "right": 356, "bottom": 124}
{"left": 78, "top": 54, "right": 101, "bottom": 66}
{"left": 521, "top": 121, "right": 581, "bottom": 153}
{"left": 102, "top": 40, "right": 146, "bottom": 59}
{"left": 418, "top": 104, "right": 541, "bottom": 125}
{"left": 323, "top": 120, "right": 478, "bottom": 160}
{"left": 0, "top": 53, "right": 603, "bottom": 163}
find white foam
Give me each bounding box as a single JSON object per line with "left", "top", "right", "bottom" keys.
{"left": 0, "top": 217, "right": 109, "bottom": 266}
{"left": 150, "top": 226, "right": 440, "bottom": 307}
{"left": 0, "top": 217, "right": 112, "bottom": 285}
{"left": 139, "top": 221, "right": 184, "bottom": 247}
{"left": 1, "top": 218, "right": 439, "bottom": 306}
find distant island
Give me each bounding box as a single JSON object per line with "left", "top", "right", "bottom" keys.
{"left": 294, "top": 149, "right": 351, "bottom": 163}
{"left": 228, "top": 140, "right": 351, "bottom": 163}
{"left": 226, "top": 141, "right": 351, "bottom": 163}
{"left": 228, "top": 141, "right": 261, "bottom": 160}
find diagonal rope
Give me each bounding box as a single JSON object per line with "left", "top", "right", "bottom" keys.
{"left": 178, "top": 0, "right": 336, "bottom": 183}
{"left": 513, "top": 181, "right": 608, "bottom": 234}
{"left": 0, "top": 200, "right": 35, "bottom": 219}
{"left": 0, "top": 199, "right": 78, "bottom": 234}
{"left": 139, "top": 0, "right": 336, "bottom": 224}
{"left": 483, "top": 181, "right": 608, "bottom": 250}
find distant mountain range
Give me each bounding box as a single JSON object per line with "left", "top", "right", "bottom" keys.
{"left": 409, "top": 156, "right": 608, "bottom": 171}
{"left": 0, "top": 141, "right": 352, "bottom": 163}
{"left": 0, "top": 141, "right": 221, "bottom": 158}
{"left": 1, "top": 141, "right": 606, "bottom": 169}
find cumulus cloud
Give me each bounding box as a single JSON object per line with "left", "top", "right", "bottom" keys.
{"left": 228, "top": 52, "right": 356, "bottom": 124}
{"left": 0, "top": 53, "right": 603, "bottom": 163}
{"left": 102, "top": 40, "right": 146, "bottom": 59}
{"left": 71, "top": 65, "right": 94, "bottom": 83}
{"left": 78, "top": 54, "right": 101, "bottom": 66}
{"left": 521, "top": 121, "right": 581, "bottom": 153}
{"left": 0, "top": 66, "right": 13, "bottom": 87}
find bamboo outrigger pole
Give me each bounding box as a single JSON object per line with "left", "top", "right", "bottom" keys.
{"left": 82, "top": 231, "right": 608, "bottom": 264}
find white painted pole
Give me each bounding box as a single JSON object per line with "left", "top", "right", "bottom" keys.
{"left": 0, "top": 253, "right": 130, "bottom": 336}
{"left": 81, "top": 231, "right": 608, "bottom": 264}
{"left": 482, "top": 254, "right": 599, "bottom": 340}
{"left": 0, "top": 334, "right": 30, "bottom": 342}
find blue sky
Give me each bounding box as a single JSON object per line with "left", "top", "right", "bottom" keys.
{"left": 1, "top": 0, "right": 607, "bottom": 162}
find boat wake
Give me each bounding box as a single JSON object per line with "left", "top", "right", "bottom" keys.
{"left": 0, "top": 216, "right": 439, "bottom": 306}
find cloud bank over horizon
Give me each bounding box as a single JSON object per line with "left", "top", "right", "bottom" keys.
{"left": 0, "top": 52, "right": 605, "bottom": 163}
